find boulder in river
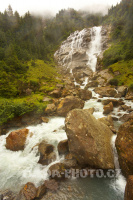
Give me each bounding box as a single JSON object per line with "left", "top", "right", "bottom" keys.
{"left": 58, "top": 139, "right": 69, "bottom": 155}
{"left": 6, "top": 128, "right": 29, "bottom": 151}
{"left": 124, "top": 176, "right": 133, "bottom": 200}
{"left": 15, "top": 182, "right": 37, "bottom": 200}
{"left": 119, "top": 112, "right": 133, "bottom": 122}
{"left": 116, "top": 120, "right": 133, "bottom": 177}
{"left": 65, "top": 109, "right": 114, "bottom": 169}
{"left": 38, "top": 140, "right": 56, "bottom": 165}
{"left": 125, "top": 90, "right": 133, "bottom": 100}
{"left": 103, "top": 102, "right": 113, "bottom": 114}
{"left": 117, "top": 86, "right": 127, "bottom": 97}
{"left": 94, "top": 86, "right": 117, "bottom": 97}
{"left": 57, "top": 96, "right": 84, "bottom": 117}
{"left": 78, "top": 89, "right": 92, "bottom": 100}
{"left": 102, "top": 99, "right": 124, "bottom": 107}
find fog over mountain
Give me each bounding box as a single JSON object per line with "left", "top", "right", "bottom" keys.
{"left": 1, "top": 0, "right": 121, "bottom": 16}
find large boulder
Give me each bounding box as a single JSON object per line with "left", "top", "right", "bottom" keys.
{"left": 57, "top": 96, "right": 84, "bottom": 117}
{"left": 78, "top": 89, "right": 92, "bottom": 100}
{"left": 38, "top": 140, "right": 56, "bottom": 165}
{"left": 65, "top": 109, "right": 114, "bottom": 169}
{"left": 124, "top": 176, "right": 133, "bottom": 200}
{"left": 6, "top": 128, "right": 29, "bottom": 151}
{"left": 94, "top": 86, "right": 117, "bottom": 97}
{"left": 116, "top": 120, "right": 133, "bottom": 177}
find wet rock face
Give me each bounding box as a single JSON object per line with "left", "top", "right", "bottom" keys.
{"left": 57, "top": 96, "right": 84, "bottom": 117}
{"left": 54, "top": 26, "right": 109, "bottom": 77}
{"left": 58, "top": 139, "right": 69, "bottom": 155}
{"left": 65, "top": 109, "right": 114, "bottom": 169}
{"left": 116, "top": 120, "right": 133, "bottom": 177}
{"left": 124, "top": 176, "right": 133, "bottom": 200}
{"left": 6, "top": 128, "right": 29, "bottom": 151}
{"left": 38, "top": 140, "right": 56, "bottom": 165}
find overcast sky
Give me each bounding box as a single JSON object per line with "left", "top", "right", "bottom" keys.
{"left": 0, "top": 0, "right": 121, "bottom": 16}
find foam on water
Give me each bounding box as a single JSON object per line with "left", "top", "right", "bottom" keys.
{"left": 0, "top": 117, "right": 67, "bottom": 192}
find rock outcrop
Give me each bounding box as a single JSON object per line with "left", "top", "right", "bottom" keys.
{"left": 57, "top": 96, "right": 84, "bottom": 117}
{"left": 65, "top": 109, "right": 114, "bottom": 169}
{"left": 6, "top": 128, "right": 29, "bottom": 151}
{"left": 116, "top": 120, "right": 133, "bottom": 177}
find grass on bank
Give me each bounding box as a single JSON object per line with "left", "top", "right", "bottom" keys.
{"left": 107, "top": 59, "right": 133, "bottom": 86}
{"left": 0, "top": 59, "right": 63, "bottom": 126}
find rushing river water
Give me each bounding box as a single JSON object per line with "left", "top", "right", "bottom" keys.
{"left": 0, "top": 26, "right": 132, "bottom": 199}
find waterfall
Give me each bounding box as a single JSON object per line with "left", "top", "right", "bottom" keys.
{"left": 87, "top": 26, "right": 102, "bottom": 72}
{"left": 55, "top": 26, "right": 102, "bottom": 73}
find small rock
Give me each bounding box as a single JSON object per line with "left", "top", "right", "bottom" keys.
{"left": 36, "top": 184, "right": 46, "bottom": 199}
{"left": 103, "top": 102, "right": 113, "bottom": 114}
{"left": 41, "top": 117, "right": 49, "bottom": 123}
{"left": 58, "top": 139, "right": 69, "bottom": 155}
{"left": 38, "top": 141, "right": 56, "bottom": 165}
{"left": 44, "top": 180, "right": 59, "bottom": 191}
{"left": 45, "top": 104, "right": 56, "bottom": 115}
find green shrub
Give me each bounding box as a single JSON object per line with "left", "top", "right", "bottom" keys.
{"left": 109, "top": 78, "right": 119, "bottom": 86}
{"left": 129, "top": 83, "right": 133, "bottom": 91}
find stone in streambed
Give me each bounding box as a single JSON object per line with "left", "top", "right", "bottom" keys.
{"left": 57, "top": 96, "right": 84, "bottom": 117}
{"left": 103, "top": 102, "right": 113, "bottom": 114}
{"left": 78, "top": 89, "right": 92, "bottom": 100}
{"left": 45, "top": 103, "right": 56, "bottom": 115}
{"left": 38, "top": 140, "right": 56, "bottom": 165}
{"left": 94, "top": 86, "right": 117, "bottom": 97}
{"left": 15, "top": 182, "right": 37, "bottom": 200}
{"left": 6, "top": 128, "right": 29, "bottom": 151}
{"left": 58, "top": 139, "right": 69, "bottom": 155}
{"left": 65, "top": 109, "right": 114, "bottom": 169}
{"left": 119, "top": 112, "right": 133, "bottom": 122}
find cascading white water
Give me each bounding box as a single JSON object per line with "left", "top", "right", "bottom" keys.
{"left": 87, "top": 26, "right": 102, "bottom": 72}
{"left": 0, "top": 117, "right": 67, "bottom": 192}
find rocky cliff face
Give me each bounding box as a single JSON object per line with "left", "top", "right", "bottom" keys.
{"left": 54, "top": 26, "right": 111, "bottom": 85}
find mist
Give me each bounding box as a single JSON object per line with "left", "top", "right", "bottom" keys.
{"left": 0, "top": 0, "right": 121, "bottom": 17}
